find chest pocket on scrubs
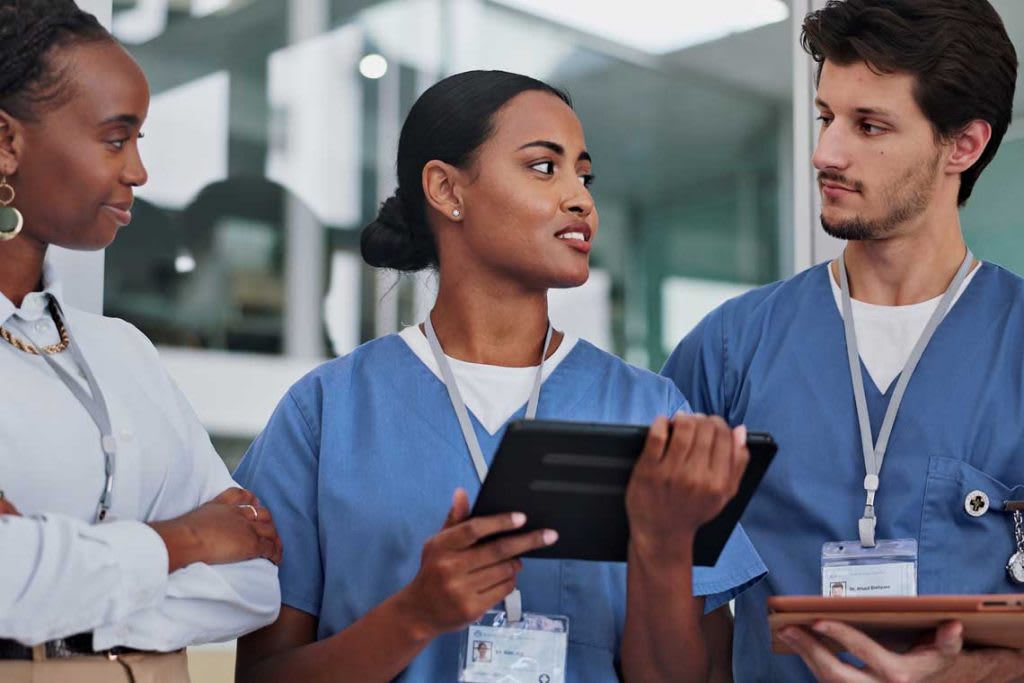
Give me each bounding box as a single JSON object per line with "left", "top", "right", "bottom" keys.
{"left": 919, "top": 456, "right": 1024, "bottom": 594}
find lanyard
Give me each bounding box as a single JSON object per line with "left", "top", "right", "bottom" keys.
{"left": 840, "top": 250, "right": 973, "bottom": 547}
{"left": 423, "top": 313, "right": 554, "bottom": 623}
{"left": 424, "top": 315, "right": 553, "bottom": 484}
{"left": 24, "top": 299, "right": 117, "bottom": 523}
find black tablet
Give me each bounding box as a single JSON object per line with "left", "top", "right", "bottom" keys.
{"left": 470, "top": 419, "right": 777, "bottom": 565}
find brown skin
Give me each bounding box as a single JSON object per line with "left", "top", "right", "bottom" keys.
{"left": 0, "top": 40, "right": 281, "bottom": 571}
{"left": 780, "top": 59, "right": 1024, "bottom": 683}
{"left": 236, "top": 90, "right": 749, "bottom": 683}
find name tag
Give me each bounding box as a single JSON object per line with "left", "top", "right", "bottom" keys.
{"left": 459, "top": 610, "right": 569, "bottom": 683}
{"left": 821, "top": 538, "right": 917, "bottom": 597}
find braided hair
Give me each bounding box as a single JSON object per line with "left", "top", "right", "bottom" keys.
{"left": 0, "top": 0, "right": 112, "bottom": 120}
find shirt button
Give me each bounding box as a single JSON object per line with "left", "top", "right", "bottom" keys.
{"left": 965, "top": 490, "right": 989, "bottom": 517}
{"left": 35, "top": 321, "right": 47, "bottom": 333}
{"left": 120, "top": 430, "right": 134, "bottom": 443}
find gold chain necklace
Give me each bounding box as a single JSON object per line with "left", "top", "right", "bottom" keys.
{"left": 0, "top": 302, "right": 70, "bottom": 355}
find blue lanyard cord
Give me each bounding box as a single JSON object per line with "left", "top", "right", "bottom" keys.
{"left": 840, "top": 249, "right": 973, "bottom": 546}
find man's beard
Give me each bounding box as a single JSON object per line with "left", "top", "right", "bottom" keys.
{"left": 819, "top": 150, "right": 942, "bottom": 241}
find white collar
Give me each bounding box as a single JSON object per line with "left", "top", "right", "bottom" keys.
{"left": 0, "top": 260, "right": 66, "bottom": 326}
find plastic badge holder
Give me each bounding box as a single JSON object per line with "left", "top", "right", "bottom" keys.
{"left": 459, "top": 609, "right": 569, "bottom": 683}
{"left": 821, "top": 538, "right": 918, "bottom": 597}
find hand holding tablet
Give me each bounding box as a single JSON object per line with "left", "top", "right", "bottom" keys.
{"left": 470, "top": 417, "right": 777, "bottom": 565}
{"left": 769, "top": 594, "right": 1024, "bottom": 654}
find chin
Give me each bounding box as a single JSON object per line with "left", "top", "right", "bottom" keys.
{"left": 70, "top": 222, "right": 121, "bottom": 251}
{"left": 550, "top": 267, "right": 590, "bottom": 289}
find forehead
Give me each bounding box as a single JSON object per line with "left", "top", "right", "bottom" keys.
{"left": 44, "top": 40, "right": 149, "bottom": 124}
{"left": 817, "top": 60, "right": 922, "bottom": 117}
{"left": 487, "top": 90, "right": 585, "bottom": 149}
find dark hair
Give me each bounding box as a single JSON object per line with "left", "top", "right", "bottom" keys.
{"left": 361, "top": 70, "right": 572, "bottom": 271}
{"left": 0, "top": 0, "right": 112, "bottom": 121}
{"left": 802, "top": 0, "right": 1018, "bottom": 205}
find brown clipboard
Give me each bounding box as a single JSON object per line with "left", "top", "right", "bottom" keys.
{"left": 768, "top": 594, "right": 1024, "bottom": 654}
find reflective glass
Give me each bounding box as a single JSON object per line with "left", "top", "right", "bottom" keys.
{"left": 107, "top": 0, "right": 789, "bottom": 369}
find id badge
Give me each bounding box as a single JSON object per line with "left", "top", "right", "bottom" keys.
{"left": 459, "top": 610, "right": 569, "bottom": 683}
{"left": 821, "top": 538, "right": 917, "bottom": 597}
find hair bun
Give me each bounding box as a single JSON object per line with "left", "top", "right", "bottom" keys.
{"left": 360, "top": 194, "right": 437, "bottom": 272}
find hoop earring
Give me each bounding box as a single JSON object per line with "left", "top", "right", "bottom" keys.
{"left": 0, "top": 177, "right": 23, "bottom": 241}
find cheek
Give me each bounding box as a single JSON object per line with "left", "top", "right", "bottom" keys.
{"left": 487, "top": 182, "right": 558, "bottom": 238}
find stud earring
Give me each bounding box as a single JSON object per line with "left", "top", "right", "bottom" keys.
{"left": 0, "top": 176, "right": 23, "bottom": 241}
{"left": 452, "top": 208, "right": 461, "bottom": 218}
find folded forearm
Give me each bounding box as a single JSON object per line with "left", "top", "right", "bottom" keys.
{"left": 92, "top": 559, "right": 280, "bottom": 650}
{"left": 0, "top": 514, "right": 168, "bottom": 645}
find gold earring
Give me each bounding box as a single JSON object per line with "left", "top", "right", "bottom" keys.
{"left": 0, "top": 176, "right": 23, "bottom": 241}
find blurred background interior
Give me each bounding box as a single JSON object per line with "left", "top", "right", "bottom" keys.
{"left": 84, "top": 0, "right": 1024, "bottom": 678}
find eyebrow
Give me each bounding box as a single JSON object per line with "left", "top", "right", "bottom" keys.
{"left": 815, "top": 98, "right": 895, "bottom": 117}
{"left": 99, "top": 114, "right": 142, "bottom": 127}
{"left": 518, "top": 139, "right": 592, "bottom": 163}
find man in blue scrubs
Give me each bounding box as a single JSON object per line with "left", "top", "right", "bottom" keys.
{"left": 663, "top": 1, "right": 1024, "bottom": 681}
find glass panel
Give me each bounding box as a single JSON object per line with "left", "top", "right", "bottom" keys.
{"left": 105, "top": 0, "right": 791, "bottom": 464}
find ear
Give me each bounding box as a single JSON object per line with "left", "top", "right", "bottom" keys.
{"left": 945, "top": 119, "right": 992, "bottom": 176}
{"left": 422, "top": 160, "right": 465, "bottom": 222}
{"left": 0, "top": 109, "right": 21, "bottom": 177}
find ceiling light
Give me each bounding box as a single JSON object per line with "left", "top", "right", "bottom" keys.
{"left": 359, "top": 54, "right": 389, "bottom": 79}
{"left": 175, "top": 251, "right": 197, "bottom": 274}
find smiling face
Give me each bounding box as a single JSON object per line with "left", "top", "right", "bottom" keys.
{"left": 2, "top": 39, "right": 149, "bottom": 251}
{"left": 445, "top": 89, "right": 597, "bottom": 290}
{"left": 812, "top": 60, "right": 948, "bottom": 241}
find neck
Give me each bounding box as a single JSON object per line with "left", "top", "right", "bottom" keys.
{"left": 427, "top": 272, "right": 560, "bottom": 367}
{"left": 0, "top": 237, "right": 47, "bottom": 308}
{"left": 831, "top": 213, "right": 971, "bottom": 306}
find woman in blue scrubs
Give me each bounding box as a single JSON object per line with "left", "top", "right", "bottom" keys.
{"left": 234, "top": 70, "right": 765, "bottom": 683}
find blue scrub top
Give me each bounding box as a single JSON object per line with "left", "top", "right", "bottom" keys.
{"left": 663, "top": 262, "right": 1024, "bottom": 683}
{"left": 236, "top": 335, "right": 766, "bottom": 682}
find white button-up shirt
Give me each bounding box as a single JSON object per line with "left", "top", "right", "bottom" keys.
{"left": 0, "top": 264, "right": 280, "bottom": 649}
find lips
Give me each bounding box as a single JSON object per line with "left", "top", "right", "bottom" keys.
{"left": 820, "top": 181, "right": 860, "bottom": 201}
{"left": 554, "top": 222, "right": 592, "bottom": 254}
{"left": 102, "top": 201, "right": 133, "bottom": 226}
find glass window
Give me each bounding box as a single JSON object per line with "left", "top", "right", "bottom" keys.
{"left": 106, "top": 0, "right": 792, "bottom": 447}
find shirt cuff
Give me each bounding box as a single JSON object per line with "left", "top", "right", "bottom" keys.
{"left": 89, "top": 521, "right": 169, "bottom": 649}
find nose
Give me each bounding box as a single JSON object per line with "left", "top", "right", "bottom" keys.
{"left": 811, "top": 120, "right": 851, "bottom": 174}
{"left": 122, "top": 143, "right": 148, "bottom": 188}
{"left": 560, "top": 177, "right": 595, "bottom": 218}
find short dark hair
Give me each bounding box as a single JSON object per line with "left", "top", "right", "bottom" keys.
{"left": 802, "top": 0, "right": 1018, "bottom": 205}
{"left": 0, "top": 0, "right": 112, "bottom": 121}
{"left": 361, "top": 70, "right": 572, "bottom": 272}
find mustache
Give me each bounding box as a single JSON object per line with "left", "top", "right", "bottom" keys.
{"left": 817, "top": 171, "right": 864, "bottom": 192}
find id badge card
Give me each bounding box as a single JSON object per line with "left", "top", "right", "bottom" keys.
{"left": 459, "top": 610, "right": 569, "bottom": 683}
{"left": 821, "top": 538, "right": 918, "bottom": 597}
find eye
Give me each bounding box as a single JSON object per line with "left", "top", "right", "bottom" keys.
{"left": 860, "top": 122, "right": 886, "bottom": 135}
{"left": 529, "top": 160, "right": 555, "bottom": 175}
{"left": 579, "top": 173, "right": 595, "bottom": 188}
{"left": 107, "top": 138, "right": 129, "bottom": 150}
{"left": 816, "top": 114, "right": 833, "bottom": 126}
